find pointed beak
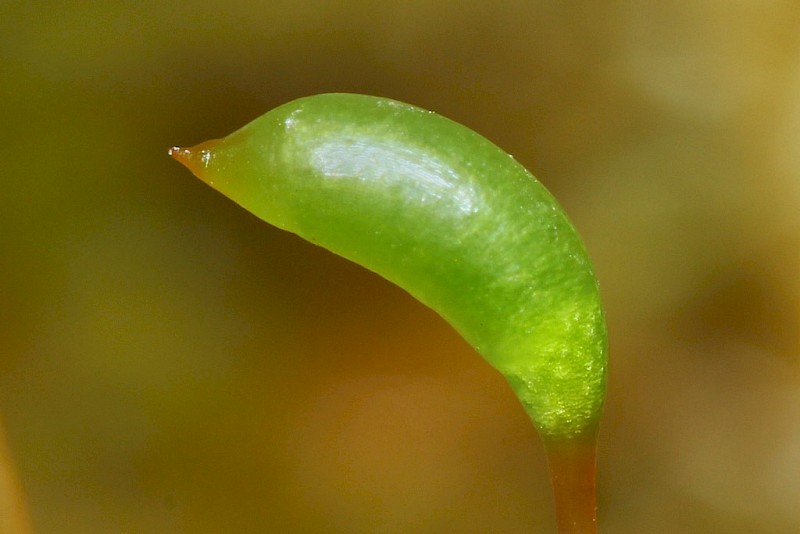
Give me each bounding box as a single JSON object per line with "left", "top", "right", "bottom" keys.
{"left": 168, "top": 140, "right": 220, "bottom": 185}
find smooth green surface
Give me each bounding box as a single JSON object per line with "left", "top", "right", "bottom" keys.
{"left": 173, "top": 93, "right": 607, "bottom": 439}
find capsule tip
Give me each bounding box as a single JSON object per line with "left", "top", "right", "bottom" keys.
{"left": 168, "top": 146, "right": 186, "bottom": 158}
{"left": 168, "top": 146, "right": 194, "bottom": 167}
{"left": 169, "top": 145, "right": 206, "bottom": 183}
{"left": 168, "top": 140, "right": 222, "bottom": 185}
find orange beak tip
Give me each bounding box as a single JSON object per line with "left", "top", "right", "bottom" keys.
{"left": 168, "top": 146, "right": 190, "bottom": 164}
{"left": 168, "top": 145, "right": 205, "bottom": 181}
{"left": 168, "top": 139, "right": 222, "bottom": 185}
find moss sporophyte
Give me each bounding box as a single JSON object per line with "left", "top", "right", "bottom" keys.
{"left": 171, "top": 93, "right": 608, "bottom": 533}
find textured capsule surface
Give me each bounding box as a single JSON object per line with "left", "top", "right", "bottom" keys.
{"left": 171, "top": 93, "right": 607, "bottom": 440}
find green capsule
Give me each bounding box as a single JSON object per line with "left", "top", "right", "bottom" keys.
{"left": 171, "top": 93, "right": 607, "bottom": 442}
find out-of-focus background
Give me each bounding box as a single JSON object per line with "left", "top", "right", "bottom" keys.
{"left": 1, "top": 1, "right": 798, "bottom": 532}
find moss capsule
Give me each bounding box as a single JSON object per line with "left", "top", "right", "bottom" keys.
{"left": 170, "top": 93, "right": 608, "bottom": 442}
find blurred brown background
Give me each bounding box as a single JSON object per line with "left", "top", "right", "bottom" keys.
{"left": 1, "top": 1, "right": 798, "bottom": 532}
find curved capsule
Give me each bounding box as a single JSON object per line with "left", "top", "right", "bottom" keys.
{"left": 170, "top": 93, "right": 607, "bottom": 441}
